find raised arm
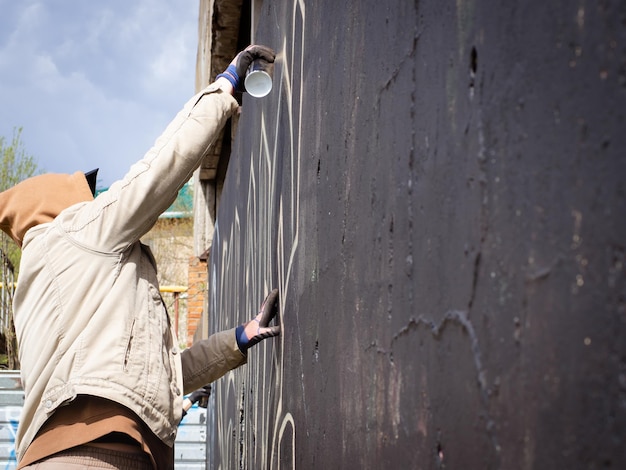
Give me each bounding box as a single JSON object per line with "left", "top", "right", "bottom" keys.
{"left": 71, "top": 45, "right": 275, "bottom": 252}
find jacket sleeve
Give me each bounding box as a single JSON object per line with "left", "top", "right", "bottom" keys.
{"left": 180, "top": 328, "right": 247, "bottom": 394}
{"left": 68, "top": 83, "right": 239, "bottom": 252}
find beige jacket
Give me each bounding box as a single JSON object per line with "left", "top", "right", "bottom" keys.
{"left": 8, "top": 83, "right": 245, "bottom": 461}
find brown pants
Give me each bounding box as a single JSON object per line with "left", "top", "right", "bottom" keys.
{"left": 21, "top": 445, "right": 153, "bottom": 469}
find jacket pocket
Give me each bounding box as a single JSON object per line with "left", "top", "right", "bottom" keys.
{"left": 123, "top": 318, "right": 136, "bottom": 373}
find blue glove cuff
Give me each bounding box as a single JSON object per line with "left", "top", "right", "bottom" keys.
{"left": 216, "top": 64, "right": 239, "bottom": 90}
{"left": 235, "top": 324, "right": 249, "bottom": 352}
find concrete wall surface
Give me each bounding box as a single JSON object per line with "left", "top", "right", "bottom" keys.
{"left": 205, "top": 1, "right": 625, "bottom": 468}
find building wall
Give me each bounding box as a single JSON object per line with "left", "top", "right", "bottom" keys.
{"left": 201, "top": 1, "right": 626, "bottom": 468}
{"left": 186, "top": 256, "right": 207, "bottom": 345}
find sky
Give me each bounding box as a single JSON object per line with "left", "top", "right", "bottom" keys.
{"left": 0, "top": 0, "right": 200, "bottom": 188}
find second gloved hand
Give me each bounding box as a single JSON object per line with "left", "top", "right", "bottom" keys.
{"left": 236, "top": 289, "right": 281, "bottom": 353}
{"left": 188, "top": 385, "right": 211, "bottom": 406}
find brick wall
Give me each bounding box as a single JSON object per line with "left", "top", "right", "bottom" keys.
{"left": 186, "top": 256, "right": 207, "bottom": 345}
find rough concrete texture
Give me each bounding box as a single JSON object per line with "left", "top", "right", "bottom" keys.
{"left": 205, "top": 1, "right": 625, "bottom": 468}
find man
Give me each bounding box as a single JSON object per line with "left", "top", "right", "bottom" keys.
{"left": 0, "top": 45, "right": 279, "bottom": 469}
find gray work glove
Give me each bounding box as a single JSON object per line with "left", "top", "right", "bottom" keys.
{"left": 235, "top": 289, "right": 281, "bottom": 353}
{"left": 216, "top": 45, "right": 276, "bottom": 92}
{"left": 188, "top": 385, "right": 211, "bottom": 406}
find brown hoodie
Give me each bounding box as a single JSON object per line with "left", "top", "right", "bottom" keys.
{"left": 0, "top": 172, "right": 93, "bottom": 247}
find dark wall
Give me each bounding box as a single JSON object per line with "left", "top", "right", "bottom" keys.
{"left": 206, "top": 1, "right": 625, "bottom": 468}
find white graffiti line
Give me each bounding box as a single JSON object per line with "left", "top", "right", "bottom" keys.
{"left": 215, "top": 371, "right": 240, "bottom": 470}
{"left": 210, "top": 0, "right": 306, "bottom": 466}
{"left": 272, "top": 1, "right": 305, "bottom": 468}
{"left": 277, "top": 412, "right": 296, "bottom": 468}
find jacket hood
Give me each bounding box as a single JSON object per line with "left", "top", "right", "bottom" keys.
{"left": 0, "top": 172, "right": 94, "bottom": 247}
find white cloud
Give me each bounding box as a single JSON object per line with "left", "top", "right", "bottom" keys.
{"left": 0, "top": 0, "right": 200, "bottom": 187}
{"left": 147, "top": 29, "right": 195, "bottom": 90}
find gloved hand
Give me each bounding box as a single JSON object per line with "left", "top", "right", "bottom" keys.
{"left": 216, "top": 45, "right": 276, "bottom": 93}
{"left": 235, "top": 289, "right": 281, "bottom": 353}
{"left": 187, "top": 385, "right": 211, "bottom": 405}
